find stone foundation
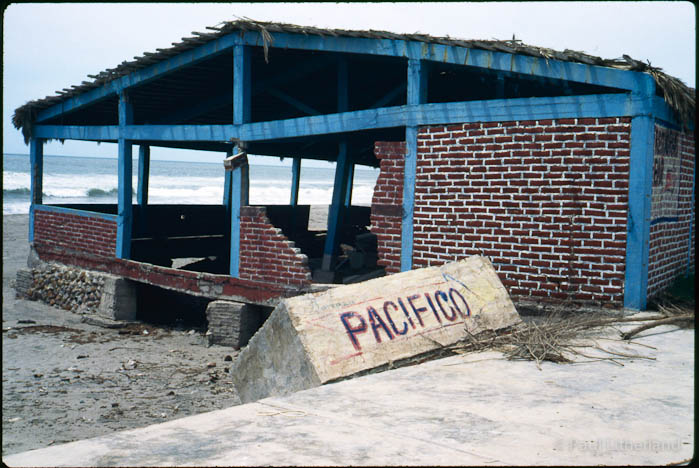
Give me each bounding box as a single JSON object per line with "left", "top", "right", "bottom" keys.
{"left": 15, "top": 264, "right": 104, "bottom": 313}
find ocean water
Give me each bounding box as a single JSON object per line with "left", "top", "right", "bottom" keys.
{"left": 2, "top": 154, "right": 379, "bottom": 215}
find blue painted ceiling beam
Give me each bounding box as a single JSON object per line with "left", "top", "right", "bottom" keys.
{"left": 35, "top": 34, "right": 243, "bottom": 123}
{"left": 369, "top": 82, "right": 407, "bottom": 109}
{"left": 149, "top": 57, "right": 334, "bottom": 124}
{"left": 32, "top": 29, "right": 655, "bottom": 126}
{"left": 240, "top": 31, "right": 649, "bottom": 92}
{"left": 267, "top": 88, "right": 320, "bottom": 115}
{"left": 33, "top": 92, "right": 654, "bottom": 143}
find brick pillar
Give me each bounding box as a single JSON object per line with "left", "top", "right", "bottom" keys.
{"left": 370, "top": 141, "right": 406, "bottom": 274}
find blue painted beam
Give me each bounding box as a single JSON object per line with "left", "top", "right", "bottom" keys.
{"left": 33, "top": 125, "right": 119, "bottom": 140}
{"left": 239, "top": 31, "right": 647, "bottom": 92}
{"left": 401, "top": 58, "right": 427, "bottom": 272}
{"left": 137, "top": 145, "right": 150, "bottom": 205}
{"left": 34, "top": 204, "right": 118, "bottom": 222}
{"left": 230, "top": 44, "right": 251, "bottom": 278}
{"left": 322, "top": 142, "right": 350, "bottom": 271}
{"left": 233, "top": 44, "right": 251, "bottom": 125}
{"left": 223, "top": 148, "right": 233, "bottom": 207}
{"left": 344, "top": 162, "right": 354, "bottom": 207}
{"left": 153, "top": 90, "right": 233, "bottom": 125}
{"left": 624, "top": 115, "right": 654, "bottom": 310}
{"left": 116, "top": 92, "right": 134, "bottom": 259}
{"left": 623, "top": 73, "right": 658, "bottom": 310}
{"left": 652, "top": 96, "right": 694, "bottom": 131}
{"left": 137, "top": 56, "right": 337, "bottom": 124}
{"left": 28, "top": 138, "right": 44, "bottom": 243}
{"left": 370, "top": 83, "right": 406, "bottom": 109}
{"left": 34, "top": 29, "right": 653, "bottom": 125}
{"left": 268, "top": 88, "right": 320, "bottom": 115}
{"left": 34, "top": 93, "right": 654, "bottom": 144}
{"left": 320, "top": 57, "right": 352, "bottom": 272}
{"left": 35, "top": 34, "right": 242, "bottom": 123}
{"left": 290, "top": 157, "right": 301, "bottom": 206}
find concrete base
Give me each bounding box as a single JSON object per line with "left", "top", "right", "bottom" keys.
{"left": 205, "top": 300, "right": 265, "bottom": 349}
{"left": 231, "top": 302, "right": 321, "bottom": 402}
{"left": 97, "top": 275, "right": 137, "bottom": 321}
{"left": 231, "top": 256, "right": 520, "bottom": 404}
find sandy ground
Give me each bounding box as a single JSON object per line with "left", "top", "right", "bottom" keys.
{"left": 2, "top": 215, "right": 246, "bottom": 456}
{"left": 2, "top": 207, "right": 331, "bottom": 456}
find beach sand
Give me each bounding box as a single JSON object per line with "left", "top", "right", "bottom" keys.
{"left": 2, "top": 205, "right": 332, "bottom": 455}
{"left": 2, "top": 214, "right": 249, "bottom": 456}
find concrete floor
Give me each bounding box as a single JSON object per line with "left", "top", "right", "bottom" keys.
{"left": 4, "top": 322, "right": 694, "bottom": 466}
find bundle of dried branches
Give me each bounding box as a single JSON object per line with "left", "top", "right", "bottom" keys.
{"left": 449, "top": 308, "right": 694, "bottom": 370}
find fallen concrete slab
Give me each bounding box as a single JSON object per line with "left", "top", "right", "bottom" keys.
{"left": 231, "top": 256, "right": 520, "bottom": 403}
{"left": 3, "top": 324, "right": 693, "bottom": 466}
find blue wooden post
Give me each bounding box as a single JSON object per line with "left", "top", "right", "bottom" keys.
{"left": 401, "top": 58, "right": 428, "bottom": 272}
{"left": 319, "top": 55, "right": 351, "bottom": 273}
{"left": 322, "top": 142, "right": 350, "bottom": 271}
{"left": 344, "top": 162, "right": 354, "bottom": 207}
{"left": 624, "top": 75, "right": 656, "bottom": 310}
{"left": 137, "top": 145, "right": 150, "bottom": 205}
{"left": 230, "top": 43, "right": 251, "bottom": 277}
{"left": 290, "top": 157, "right": 301, "bottom": 206}
{"left": 117, "top": 91, "right": 134, "bottom": 259}
{"left": 28, "top": 138, "right": 44, "bottom": 242}
{"left": 223, "top": 148, "right": 233, "bottom": 207}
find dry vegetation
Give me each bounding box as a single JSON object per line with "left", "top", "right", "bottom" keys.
{"left": 450, "top": 301, "right": 694, "bottom": 370}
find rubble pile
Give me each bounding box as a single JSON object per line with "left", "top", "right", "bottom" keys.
{"left": 20, "top": 265, "right": 105, "bottom": 313}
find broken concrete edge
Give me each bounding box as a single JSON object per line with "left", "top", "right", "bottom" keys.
{"left": 231, "top": 256, "right": 522, "bottom": 404}
{"left": 231, "top": 302, "right": 321, "bottom": 403}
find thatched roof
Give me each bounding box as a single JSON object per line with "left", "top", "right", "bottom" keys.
{"left": 13, "top": 19, "right": 696, "bottom": 142}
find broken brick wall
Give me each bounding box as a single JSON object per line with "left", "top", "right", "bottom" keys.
{"left": 238, "top": 206, "right": 312, "bottom": 287}
{"left": 370, "top": 141, "right": 406, "bottom": 274}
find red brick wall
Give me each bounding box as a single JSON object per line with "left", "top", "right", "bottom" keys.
{"left": 370, "top": 141, "right": 406, "bottom": 274}
{"left": 239, "top": 206, "right": 312, "bottom": 286}
{"left": 413, "top": 117, "right": 632, "bottom": 308}
{"left": 647, "top": 126, "right": 695, "bottom": 298}
{"left": 34, "top": 208, "right": 117, "bottom": 258}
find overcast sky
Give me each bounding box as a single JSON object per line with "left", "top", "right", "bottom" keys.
{"left": 2, "top": 1, "right": 695, "bottom": 163}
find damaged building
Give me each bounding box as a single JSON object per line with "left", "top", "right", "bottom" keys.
{"left": 12, "top": 20, "right": 696, "bottom": 341}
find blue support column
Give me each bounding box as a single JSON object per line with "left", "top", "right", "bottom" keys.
{"left": 230, "top": 43, "right": 251, "bottom": 277}
{"left": 137, "top": 145, "right": 150, "bottom": 205}
{"left": 623, "top": 75, "right": 656, "bottom": 309}
{"left": 322, "top": 142, "right": 350, "bottom": 271}
{"left": 401, "top": 58, "right": 428, "bottom": 272}
{"left": 28, "top": 138, "right": 44, "bottom": 242}
{"left": 318, "top": 55, "right": 351, "bottom": 274}
{"left": 344, "top": 162, "right": 355, "bottom": 207}
{"left": 290, "top": 157, "right": 301, "bottom": 206}
{"left": 117, "top": 92, "right": 134, "bottom": 259}
{"left": 223, "top": 148, "right": 233, "bottom": 207}
{"left": 624, "top": 116, "right": 654, "bottom": 309}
